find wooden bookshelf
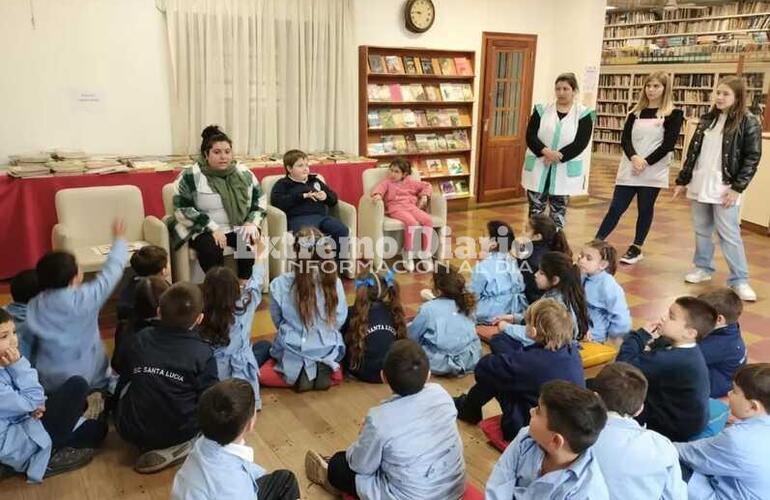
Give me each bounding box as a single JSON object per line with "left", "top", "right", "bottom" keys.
{"left": 359, "top": 46, "right": 476, "bottom": 209}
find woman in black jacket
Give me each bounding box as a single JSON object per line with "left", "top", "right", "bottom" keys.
{"left": 673, "top": 76, "right": 762, "bottom": 302}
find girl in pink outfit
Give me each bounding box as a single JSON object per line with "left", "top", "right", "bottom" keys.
{"left": 371, "top": 159, "right": 434, "bottom": 272}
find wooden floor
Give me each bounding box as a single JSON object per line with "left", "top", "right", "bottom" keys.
{"left": 3, "top": 158, "right": 770, "bottom": 499}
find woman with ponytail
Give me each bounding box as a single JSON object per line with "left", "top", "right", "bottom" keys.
{"left": 341, "top": 270, "right": 407, "bottom": 383}
{"left": 168, "top": 125, "right": 266, "bottom": 282}
{"left": 407, "top": 263, "right": 481, "bottom": 376}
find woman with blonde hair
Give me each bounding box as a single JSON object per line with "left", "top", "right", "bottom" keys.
{"left": 596, "top": 71, "right": 683, "bottom": 264}
{"left": 674, "top": 76, "right": 762, "bottom": 301}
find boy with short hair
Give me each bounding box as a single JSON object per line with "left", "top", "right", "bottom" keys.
{"left": 27, "top": 219, "right": 128, "bottom": 391}
{"left": 171, "top": 378, "right": 300, "bottom": 499}
{"left": 485, "top": 380, "right": 609, "bottom": 500}
{"left": 304, "top": 339, "right": 465, "bottom": 499}
{"left": 675, "top": 363, "right": 770, "bottom": 499}
{"left": 616, "top": 296, "right": 713, "bottom": 442}
{"left": 114, "top": 282, "right": 218, "bottom": 474}
{"left": 590, "top": 362, "right": 686, "bottom": 500}
{"left": 116, "top": 244, "right": 169, "bottom": 321}
{"left": 4, "top": 269, "right": 39, "bottom": 360}
{"left": 697, "top": 288, "right": 747, "bottom": 398}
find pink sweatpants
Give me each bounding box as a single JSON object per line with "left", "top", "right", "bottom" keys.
{"left": 388, "top": 206, "right": 433, "bottom": 253}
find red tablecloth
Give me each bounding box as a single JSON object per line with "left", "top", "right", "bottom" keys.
{"left": 0, "top": 161, "right": 375, "bottom": 279}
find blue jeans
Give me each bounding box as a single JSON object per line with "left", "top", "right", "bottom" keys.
{"left": 690, "top": 201, "right": 749, "bottom": 285}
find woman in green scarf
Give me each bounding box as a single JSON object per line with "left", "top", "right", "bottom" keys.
{"left": 168, "top": 125, "right": 266, "bottom": 280}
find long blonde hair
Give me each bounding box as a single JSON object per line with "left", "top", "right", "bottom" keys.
{"left": 630, "top": 71, "right": 674, "bottom": 118}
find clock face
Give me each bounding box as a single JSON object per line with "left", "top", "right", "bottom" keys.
{"left": 407, "top": 0, "right": 435, "bottom": 32}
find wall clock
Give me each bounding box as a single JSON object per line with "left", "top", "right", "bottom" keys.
{"left": 405, "top": 0, "right": 435, "bottom": 34}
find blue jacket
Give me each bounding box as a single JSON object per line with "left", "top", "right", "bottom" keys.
{"left": 27, "top": 239, "right": 128, "bottom": 391}
{"left": 698, "top": 323, "right": 746, "bottom": 398}
{"left": 347, "top": 383, "right": 465, "bottom": 500}
{"left": 476, "top": 334, "right": 585, "bottom": 441}
{"left": 582, "top": 271, "right": 631, "bottom": 343}
{"left": 486, "top": 427, "right": 609, "bottom": 500}
{"left": 4, "top": 303, "right": 33, "bottom": 360}
{"left": 407, "top": 297, "right": 481, "bottom": 376}
{"left": 675, "top": 415, "right": 770, "bottom": 500}
{"left": 214, "top": 263, "right": 265, "bottom": 410}
{"left": 269, "top": 273, "right": 347, "bottom": 385}
{"left": 470, "top": 253, "right": 527, "bottom": 324}
{"left": 171, "top": 437, "right": 266, "bottom": 499}
{"left": 0, "top": 357, "right": 52, "bottom": 483}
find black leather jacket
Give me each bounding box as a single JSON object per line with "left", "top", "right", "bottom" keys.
{"left": 676, "top": 111, "right": 762, "bottom": 193}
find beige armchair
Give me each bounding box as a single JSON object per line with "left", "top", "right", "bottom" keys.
{"left": 358, "top": 168, "right": 447, "bottom": 269}
{"left": 260, "top": 174, "right": 358, "bottom": 279}
{"left": 162, "top": 183, "right": 269, "bottom": 290}
{"left": 52, "top": 185, "right": 169, "bottom": 273}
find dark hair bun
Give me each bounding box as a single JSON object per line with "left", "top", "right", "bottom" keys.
{"left": 201, "top": 125, "right": 222, "bottom": 141}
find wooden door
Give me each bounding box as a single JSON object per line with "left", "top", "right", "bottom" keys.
{"left": 475, "top": 33, "right": 536, "bottom": 203}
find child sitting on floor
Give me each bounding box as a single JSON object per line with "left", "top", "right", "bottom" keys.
{"left": 578, "top": 240, "right": 631, "bottom": 345}
{"left": 3, "top": 269, "right": 39, "bottom": 360}
{"left": 455, "top": 299, "right": 584, "bottom": 441}
{"left": 370, "top": 158, "right": 435, "bottom": 272}
{"left": 697, "top": 288, "right": 747, "bottom": 398}
{"left": 590, "top": 362, "right": 686, "bottom": 500}
{"left": 342, "top": 269, "right": 407, "bottom": 383}
{"left": 517, "top": 214, "right": 572, "bottom": 304}
{"left": 485, "top": 380, "right": 609, "bottom": 500}
{"left": 305, "top": 339, "right": 466, "bottom": 499}
{"left": 408, "top": 263, "right": 481, "bottom": 376}
{"left": 268, "top": 226, "right": 347, "bottom": 391}
{"left": 675, "top": 363, "right": 770, "bottom": 500}
{"left": 200, "top": 240, "right": 267, "bottom": 409}
{"left": 470, "top": 220, "right": 527, "bottom": 324}
{"left": 113, "top": 282, "right": 218, "bottom": 474}
{"left": 616, "top": 296, "right": 713, "bottom": 442}
{"left": 116, "top": 245, "right": 169, "bottom": 321}
{"left": 496, "top": 251, "right": 590, "bottom": 345}
{"left": 27, "top": 219, "right": 128, "bottom": 392}
{"left": 171, "top": 378, "right": 300, "bottom": 500}
{"left": 0, "top": 309, "right": 107, "bottom": 482}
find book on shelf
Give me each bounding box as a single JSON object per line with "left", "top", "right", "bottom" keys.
{"left": 446, "top": 108, "right": 461, "bottom": 126}
{"left": 368, "top": 55, "right": 386, "bottom": 74}
{"left": 380, "top": 136, "right": 397, "bottom": 153}
{"left": 437, "top": 109, "right": 452, "bottom": 127}
{"left": 384, "top": 55, "right": 405, "bottom": 74}
{"left": 420, "top": 57, "right": 435, "bottom": 74}
{"left": 426, "top": 110, "right": 441, "bottom": 127}
{"left": 403, "top": 56, "right": 419, "bottom": 75}
{"left": 405, "top": 133, "right": 418, "bottom": 152}
{"left": 392, "top": 110, "right": 405, "bottom": 128}
{"left": 452, "top": 179, "right": 470, "bottom": 194}
{"left": 410, "top": 83, "right": 427, "bottom": 101}
{"left": 439, "top": 57, "right": 457, "bottom": 75}
{"left": 379, "top": 109, "right": 396, "bottom": 128}
{"left": 367, "top": 110, "right": 381, "bottom": 128}
{"left": 424, "top": 159, "right": 445, "bottom": 176}
{"left": 424, "top": 85, "right": 442, "bottom": 102}
{"left": 435, "top": 135, "right": 448, "bottom": 151}
{"left": 402, "top": 109, "right": 417, "bottom": 128}
{"left": 454, "top": 57, "right": 473, "bottom": 76}
{"left": 432, "top": 58, "right": 442, "bottom": 75}
{"left": 439, "top": 180, "right": 456, "bottom": 196}
{"left": 388, "top": 84, "right": 403, "bottom": 102}
{"left": 414, "top": 110, "right": 428, "bottom": 127}
{"left": 446, "top": 158, "right": 465, "bottom": 175}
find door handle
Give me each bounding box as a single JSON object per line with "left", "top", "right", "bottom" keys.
{"left": 483, "top": 118, "right": 489, "bottom": 133}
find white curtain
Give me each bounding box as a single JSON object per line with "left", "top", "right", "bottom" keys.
{"left": 162, "top": 0, "right": 356, "bottom": 156}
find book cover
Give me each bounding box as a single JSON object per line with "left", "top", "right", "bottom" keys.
{"left": 435, "top": 135, "right": 448, "bottom": 151}
{"left": 379, "top": 109, "right": 396, "bottom": 129}
{"left": 403, "top": 56, "right": 418, "bottom": 75}
{"left": 405, "top": 133, "right": 418, "bottom": 152}
{"left": 439, "top": 83, "right": 454, "bottom": 101}
{"left": 401, "top": 85, "right": 413, "bottom": 102}
{"left": 414, "top": 110, "right": 428, "bottom": 127}
{"left": 381, "top": 135, "right": 397, "bottom": 153}
{"left": 402, "top": 110, "right": 417, "bottom": 128}
{"left": 437, "top": 109, "right": 452, "bottom": 127}
{"left": 461, "top": 83, "right": 474, "bottom": 101}
{"left": 368, "top": 142, "right": 385, "bottom": 155}
{"left": 454, "top": 57, "right": 473, "bottom": 75}
{"left": 446, "top": 108, "right": 461, "bottom": 126}
{"left": 425, "top": 85, "right": 441, "bottom": 102}
{"left": 388, "top": 84, "right": 403, "bottom": 102}
{"left": 454, "top": 130, "right": 470, "bottom": 148}
{"left": 446, "top": 158, "right": 465, "bottom": 175}
{"left": 444, "top": 133, "right": 460, "bottom": 150}
{"left": 439, "top": 180, "right": 456, "bottom": 195}
{"left": 431, "top": 58, "right": 442, "bottom": 76}
{"left": 439, "top": 57, "right": 457, "bottom": 75}
{"left": 376, "top": 85, "right": 392, "bottom": 101}
{"left": 368, "top": 54, "right": 385, "bottom": 74}
{"left": 392, "top": 110, "right": 405, "bottom": 128}
{"left": 392, "top": 135, "right": 408, "bottom": 153}
{"left": 410, "top": 84, "right": 427, "bottom": 102}
{"left": 384, "top": 55, "right": 405, "bottom": 74}
{"left": 420, "top": 57, "right": 434, "bottom": 74}
{"left": 426, "top": 109, "right": 441, "bottom": 127}
{"left": 424, "top": 159, "right": 443, "bottom": 176}
{"left": 415, "top": 160, "right": 428, "bottom": 177}
{"left": 367, "top": 110, "right": 381, "bottom": 128}
{"left": 453, "top": 179, "right": 469, "bottom": 194}
{"left": 414, "top": 133, "right": 432, "bottom": 151}
{"left": 367, "top": 84, "right": 379, "bottom": 101}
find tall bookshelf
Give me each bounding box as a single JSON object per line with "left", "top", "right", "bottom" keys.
{"left": 358, "top": 46, "right": 476, "bottom": 209}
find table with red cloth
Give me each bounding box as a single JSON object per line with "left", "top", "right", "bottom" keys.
{"left": 0, "top": 161, "right": 376, "bottom": 279}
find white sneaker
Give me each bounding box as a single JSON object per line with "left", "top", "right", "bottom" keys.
{"left": 420, "top": 288, "right": 436, "bottom": 301}
{"left": 684, "top": 268, "right": 713, "bottom": 284}
{"left": 731, "top": 283, "right": 757, "bottom": 302}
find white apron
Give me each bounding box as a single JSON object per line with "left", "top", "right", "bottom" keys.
{"left": 521, "top": 102, "right": 593, "bottom": 197}
{"left": 616, "top": 115, "right": 671, "bottom": 188}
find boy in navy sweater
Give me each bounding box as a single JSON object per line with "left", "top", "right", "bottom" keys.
{"left": 454, "top": 298, "right": 584, "bottom": 441}
{"left": 698, "top": 288, "right": 747, "bottom": 398}
{"left": 617, "top": 296, "right": 715, "bottom": 442}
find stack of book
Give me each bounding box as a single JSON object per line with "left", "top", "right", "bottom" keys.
{"left": 367, "top": 108, "right": 469, "bottom": 129}
{"left": 367, "top": 130, "right": 470, "bottom": 156}
{"left": 367, "top": 83, "right": 473, "bottom": 102}
{"left": 368, "top": 54, "right": 473, "bottom": 76}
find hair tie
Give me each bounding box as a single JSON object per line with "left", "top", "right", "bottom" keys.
{"left": 354, "top": 276, "right": 376, "bottom": 289}
{"left": 382, "top": 269, "right": 395, "bottom": 288}
{"left": 297, "top": 236, "right": 316, "bottom": 250}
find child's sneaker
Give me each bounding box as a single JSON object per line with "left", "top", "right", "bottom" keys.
{"left": 134, "top": 438, "right": 195, "bottom": 474}
{"left": 305, "top": 450, "right": 339, "bottom": 495}
{"left": 619, "top": 245, "right": 643, "bottom": 264}
{"left": 453, "top": 394, "right": 482, "bottom": 424}
{"left": 44, "top": 447, "right": 95, "bottom": 478}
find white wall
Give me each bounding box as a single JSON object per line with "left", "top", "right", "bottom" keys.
{"left": 354, "top": 0, "right": 607, "bottom": 194}
{"left": 0, "top": 0, "right": 606, "bottom": 195}
{"left": 0, "top": 0, "right": 172, "bottom": 163}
